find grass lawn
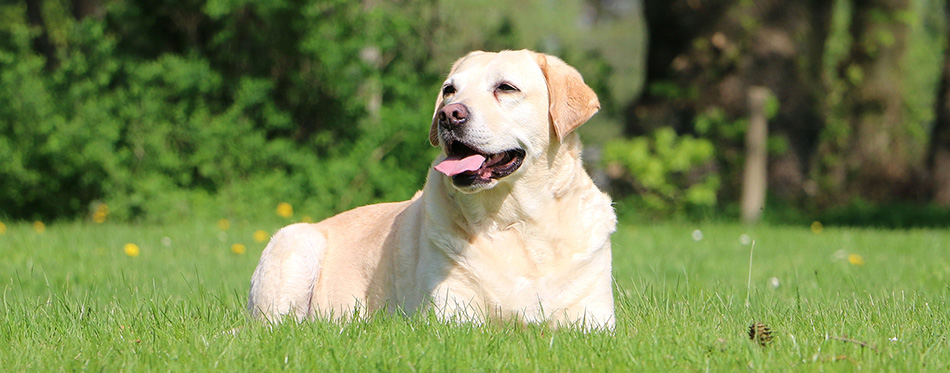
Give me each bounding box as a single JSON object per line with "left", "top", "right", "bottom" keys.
{"left": 1, "top": 218, "right": 948, "bottom": 370}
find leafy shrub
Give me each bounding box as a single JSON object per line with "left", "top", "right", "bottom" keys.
{"left": 603, "top": 127, "right": 719, "bottom": 218}
{"left": 0, "top": 1, "right": 437, "bottom": 222}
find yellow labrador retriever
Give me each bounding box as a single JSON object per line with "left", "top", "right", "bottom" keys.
{"left": 248, "top": 49, "right": 616, "bottom": 329}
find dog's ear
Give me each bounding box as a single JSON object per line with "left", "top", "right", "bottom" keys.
{"left": 533, "top": 52, "right": 600, "bottom": 142}
{"left": 430, "top": 51, "right": 486, "bottom": 147}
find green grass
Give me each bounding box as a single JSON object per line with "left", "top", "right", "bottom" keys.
{"left": 1, "top": 219, "right": 948, "bottom": 370}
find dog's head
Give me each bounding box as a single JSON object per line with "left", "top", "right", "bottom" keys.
{"left": 430, "top": 50, "right": 600, "bottom": 192}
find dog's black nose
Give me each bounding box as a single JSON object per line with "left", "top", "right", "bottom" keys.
{"left": 438, "top": 103, "right": 469, "bottom": 129}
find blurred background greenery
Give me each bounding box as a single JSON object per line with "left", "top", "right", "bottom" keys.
{"left": 1, "top": 0, "right": 948, "bottom": 227}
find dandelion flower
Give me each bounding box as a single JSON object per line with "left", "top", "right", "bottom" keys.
{"left": 231, "top": 243, "right": 246, "bottom": 255}
{"left": 276, "top": 202, "right": 293, "bottom": 218}
{"left": 217, "top": 218, "right": 231, "bottom": 231}
{"left": 300, "top": 215, "right": 313, "bottom": 223}
{"left": 124, "top": 243, "right": 140, "bottom": 257}
{"left": 848, "top": 253, "right": 865, "bottom": 266}
{"left": 739, "top": 234, "right": 752, "bottom": 245}
{"left": 161, "top": 237, "right": 173, "bottom": 247}
{"left": 768, "top": 277, "right": 780, "bottom": 288}
{"left": 92, "top": 203, "right": 109, "bottom": 223}
{"left": 810, "top": 221, "right": 823, "bottom": 234}
{"left": 33, "top": 221, "right": 46, "bottom": 234}
{"left": 0, "top": 222, "right": 6, "bottom": 235}
{"left": 834, "top": 249, "right": 847, "bottom": 260}
{"left": 253, "top": 230, "right": 269, "bottom": 243}
{"left": 691, "top": 229, "right": 703, "bottom": 241}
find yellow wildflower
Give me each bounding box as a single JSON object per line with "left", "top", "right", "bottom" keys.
{"left": 810, "top": 221, "right": 823, "bottom": 234}
{"left": 300, "top": 215, "right": 313, "bottom": 223}
{"left": 231, "top": 243, "right": 246, "bottom": 255}
{"left": 92, "top": 203, "right": 109, "bottom": 223}
{"left": 33, "top": 221, "right": 46, "bottom": 233}
{"left": 124, "top": 243, "right": 140, "bottom": 257}
{"left": 253, "top": 230, "right": 269, "bottom": 243}
{"left": 276, "top": 202, "right": 293, "bottom": 218}
{"left": 217, "top": 218, "right": 231, "bottom": 231}
{"left": 848, "top": 253, "right": 865, "bottom": 266}
{"left": 0, "top": 222, "right": 6, "bottom": 235}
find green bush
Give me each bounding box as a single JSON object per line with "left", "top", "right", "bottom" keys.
{"left": 0, "top": 1, "right": 438, "bottom": 222}
{"left": 603, "top": 127, "right": 719, "bottom": 218}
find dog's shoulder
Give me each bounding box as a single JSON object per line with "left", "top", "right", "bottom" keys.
{"left": 314, "top": 192, "right": 423, "bottom": 247}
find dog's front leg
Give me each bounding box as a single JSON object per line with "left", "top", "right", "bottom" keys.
{"left": 427, "top": 285, "right": 486, "bottom": 325}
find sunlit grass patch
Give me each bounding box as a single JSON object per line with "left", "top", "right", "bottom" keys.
{"left": 0, "top": 221, "right": 947, "bottom": 370}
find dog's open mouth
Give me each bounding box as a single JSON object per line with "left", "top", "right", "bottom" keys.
{"left": 434, "top": 140, "right": 525, "bottom": 187}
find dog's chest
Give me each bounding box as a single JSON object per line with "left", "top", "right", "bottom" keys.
{"left": 452, "top": 222, "right": 610, "bottom": 309}
{"left": 417, "top": 181, "right": 617, "bottom": 321}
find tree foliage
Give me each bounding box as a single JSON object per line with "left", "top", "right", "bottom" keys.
{"left": 0, "top": 0, "right": 643, "bottom": 222}
{"left": 613, "top": 0, "right": 950, "bottom": 221}
{"left": 0, "top": 0, "right": 444, "bottom": 221}
{"left": 1, "top": 0, "right": 948, "bottom": 223}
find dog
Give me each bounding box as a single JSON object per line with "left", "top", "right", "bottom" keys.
{"left": 248, "top": 49, "right": 617, "bottom": 329}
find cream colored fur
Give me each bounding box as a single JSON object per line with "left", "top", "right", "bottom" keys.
{"left": 247, "top": 50, "right": 617, "bottom": 329}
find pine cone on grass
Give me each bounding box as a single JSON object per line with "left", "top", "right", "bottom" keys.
{"left": 749, "top": 322, "right": 772, "bottom": 346}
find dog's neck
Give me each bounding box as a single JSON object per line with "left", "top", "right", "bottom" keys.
{"left": 428, "top": 134, "right": 592, "bottom": 234}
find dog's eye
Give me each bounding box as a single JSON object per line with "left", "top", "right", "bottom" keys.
{"left": 442, "top": 85, "right": 456, "bottom": 96}
{"left": 496, "top": 83, "right": 519, "bottom": 92}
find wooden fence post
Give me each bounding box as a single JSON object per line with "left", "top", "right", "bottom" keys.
{"left": 742, "top": 87, "right": 770, "bottom": 223}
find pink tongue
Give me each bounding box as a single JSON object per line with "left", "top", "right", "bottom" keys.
{"left": 434, "top": 154, "right": 486, "bottom": 177}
